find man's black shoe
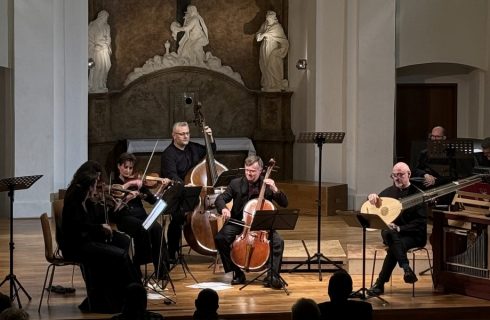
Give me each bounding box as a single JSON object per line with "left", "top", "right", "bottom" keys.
{"left": 231, "top": 271, "right": 246, "bottom": 285}
{"left": 403, "top": 266, "right": 418, "bottom": 284}
{"left": 367, "top": 279, "right": 384, "bottom": 296}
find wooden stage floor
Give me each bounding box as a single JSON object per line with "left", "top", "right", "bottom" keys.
{"left": 1, "top": 215, "right": 490, "bottom": 320}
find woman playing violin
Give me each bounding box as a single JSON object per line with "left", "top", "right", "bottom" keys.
{"left": 58, "top": 160, "right": 140, "bottom": 313}
{"left": 112, "top": 152, "right": 172, "bottom": 280}
{"left": 214, "top": 155, "right": 288, "bottom": 289}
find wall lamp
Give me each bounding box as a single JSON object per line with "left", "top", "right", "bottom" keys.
{"left": 88, "top": 58, "right": 95, "bottom": 70}
{"left": 296, "top": 59, "right": 307, "bottom": 70}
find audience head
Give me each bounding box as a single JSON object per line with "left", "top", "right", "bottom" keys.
{"left": 194, "top": 288, "right": 219, "bottom": 318}
{"left": 481, "top": 137, "right": 490, "bottom": 160}
{"left": 291, "top": 298, "right": 320, "bottom": 320}
{"left": 0, "top": 293, "right": 11, "bottom": 314}
{"left": 0, "top": 307, "right": 29, "bottom": 320}
{"left": 429, "top": 126, "right": 446, "bottom": 141}
{"left": 328, "top": 270, "right": 353, "bottom": 302}
{"left": 121, "top": 282, "right": 148, "bottom": 319}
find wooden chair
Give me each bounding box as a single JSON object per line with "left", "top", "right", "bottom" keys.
{"left": 38, "top": 212, "right": 82, "bottom": 313}
{"left": 370, "top": 245, "right": 433, "bottom": 297}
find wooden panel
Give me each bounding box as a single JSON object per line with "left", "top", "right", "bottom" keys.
{"left": 276, "top": 180, "right": 347, "bottom": 216}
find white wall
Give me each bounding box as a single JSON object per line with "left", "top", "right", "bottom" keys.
{"left": 0, "top": 0, "right": 8, "bottom": 68}
{"left": 398, "top": 0, "right": 488, "bottom": 70}
{"left": 13, "top": 0, "right": 87, "bottom": 218}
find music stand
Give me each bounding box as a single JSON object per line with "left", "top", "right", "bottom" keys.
{"left": 427, "top": 139, "right": 474, "bottom": 179}
{"left": 0, "top": 175, "right": 42, "bottom": 308}
{"left": 337, "top": 210, "right": 388, "bottom": 304}
{"left": 290, "top": 132, "right": 345, "bottom": 280}
{"left": 239, "top": 209, "right": 299, "bottom": 295}
{"left": 166, "top": 186, "right": 202, "bottom": 283}
{"left": 213, "top": 168, "right": 244, "bottom": 188}
{"left": 141, "top": 199, "right": 176, "bottom": 304}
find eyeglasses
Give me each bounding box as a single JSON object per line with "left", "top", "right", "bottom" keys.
{"left": 390, "top": 172, "right": 407, "bottom": 178}
{"left": 429, "top": 134, "right": 446, "bottom": 140}
{"left": 174, "top": 132, "right": 190, "bottom": 136}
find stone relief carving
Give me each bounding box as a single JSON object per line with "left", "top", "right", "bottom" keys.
{"left": 125, "top": 5, "right": 243, "bottom": 86}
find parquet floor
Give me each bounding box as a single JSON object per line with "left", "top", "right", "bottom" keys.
{"left": 1, "top": 215, "right": 490, "bottom": 320}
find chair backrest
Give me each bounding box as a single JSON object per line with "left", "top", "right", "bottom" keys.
{"left": 52, "top": 199, "right": 64, "bottom": 252}
{"left": 40, "top": 212, "right": 55, "bottom": 263}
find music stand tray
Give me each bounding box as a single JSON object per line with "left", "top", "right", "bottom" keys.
{"left": 239, "top": 209, "right": 299, "bottom": 295}
{"left": 213, "top": 168, "right": 244, "bottom": 188}
{"left": 0, "top": 175, "right": 42, "bottom": 308}
{"left": 337, "top": 210, "right": 388, "bottom": 304}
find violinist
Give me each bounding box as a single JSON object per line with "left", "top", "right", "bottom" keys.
{"left": 214, "top": 155, "right": 288, "bottom": 289}
{"left": 160, "top": 121, "right": 216, "bottom": 261}
{"left": 58, "top": 160, "right": 140, "bottom": 313}
{"left": 112, "top": 152, "right": 172, "bottom": 279}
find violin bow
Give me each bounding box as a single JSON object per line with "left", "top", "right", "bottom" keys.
{"left": 141, "top": 139, "right": 159, "bottom": 182}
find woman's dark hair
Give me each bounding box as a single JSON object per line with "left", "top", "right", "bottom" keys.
{"left": 117, "top": 152, "right": 137, "bottom": 166}
{"left": 65, "top": 163, "right": 100, "bottom": 205}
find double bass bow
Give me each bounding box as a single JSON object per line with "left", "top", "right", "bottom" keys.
{"left": 183, "top": 102, "right": 228, "bottom": 256}
{"left": 230, "top": 158, "right": 276, "bottom": 272}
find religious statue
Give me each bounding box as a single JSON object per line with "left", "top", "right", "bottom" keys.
{"left": 256, "top": 11, "right": 289, "bottom": 92}
{"left": 88, "top": 10, "right": 112, "bottom": 93}
{"left": 171, "top": 5, "right": 209, "bottom": 66}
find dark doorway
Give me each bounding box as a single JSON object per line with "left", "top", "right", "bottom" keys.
{"left": 395, "top": 83, "right": 457, "bottom": 167}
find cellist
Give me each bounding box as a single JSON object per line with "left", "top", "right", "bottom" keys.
{"left": 214, "top": 155, "right": 288, "bottom": 289}
{"left": 160, "top": 121, "right": 216, "bottom": 262}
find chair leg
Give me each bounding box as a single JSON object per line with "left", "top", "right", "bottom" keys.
{"left": 38, "top": 263, "right": 54, "bottom": 313}
{"left": 47, "top": 264, "right": 57, "bottom": 304}
{"left": 412, "top": 251, "right": 416, "bottom": 297}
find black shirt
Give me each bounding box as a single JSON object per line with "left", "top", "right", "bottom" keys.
{"left": 160, "top": 141, "right": 216, "bottom": 182}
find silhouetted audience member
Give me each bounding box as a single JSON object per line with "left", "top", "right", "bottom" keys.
{"left": 111, "top": 283, "right": 164, "bottom": 320}
{"left": 0, "top": 307, "right": 29, "bottom": 320}
{"left": 291, "top": 298, "right": 320, "bottom": 320}
{"left": 318, "top": 270, "right": 373, "bottom": 320}
{"left": 193, "top": 288, "right": 222, "bottom": 320}
{"left": 0, "top": 293, "right": 11, "bottom": 314}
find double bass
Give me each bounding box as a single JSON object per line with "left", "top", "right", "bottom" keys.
{"left": 230, "top": 158, "right": 276, "bottom": 271}
{"left": 183, "top": 102, "right": 228, "bottom": 256}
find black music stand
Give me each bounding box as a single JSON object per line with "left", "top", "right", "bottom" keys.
{"left": 213, "top": 168, "right": 244, "bottom": 188}
{"left": 427, "top": 139, "right": 474, "bottom": 179}
{"left": 166, "top": 186, "right": 202, "bottom": 283}
{"left": 142, "top": 199, "right": 176, "bottom": 304}
{"left": 0, "top": 175, "right": 42, "bottom": 308}
{"left": 239, "top": 209, "right": 299, "bottom": 295}
{"left": 337, "top": 210, "right": 388, "bottom": 304}
{"left": 290, "top": 132, "right": 345, "bottom": 280}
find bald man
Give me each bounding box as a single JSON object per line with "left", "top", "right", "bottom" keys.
{"left": 414, "top": 126, "right": 450, "bottom": 187}
{"left": 367, "top": 162, "right": 428, "bottom": 296}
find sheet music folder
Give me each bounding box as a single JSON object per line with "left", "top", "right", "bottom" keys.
{"left": 213, "top": 168, "right": 244, "bottom": 188}
{"left": 250, "top": 209, "right": 300, "bottom": 231}
{"left": 336, "top": 210, "right": 388, "bottom": 230}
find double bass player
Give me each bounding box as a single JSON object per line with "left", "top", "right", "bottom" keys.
{"left": 160, "top": 121, "right": 216, "bottom": 262}
{"left": 214, "top": 155, "right": 288, "bottom": 289}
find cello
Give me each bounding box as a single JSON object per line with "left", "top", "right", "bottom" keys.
{"left": 183, "top": 102, "right": 228, "bottom": 256}
{"left": 230, "top": 158, "right": 276, "bottom": 272}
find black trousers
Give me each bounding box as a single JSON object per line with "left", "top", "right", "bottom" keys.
{"left": 215, "top": 223, "right": 284, "bottom": 275}
{"left": 378, "top": 229, "right": 425, "bottom": 283}
{"left": 114, "top": 207, "right": 169, "bottom": 276}
{"left": 71, "top": 232, "right": 140, "bottom": 313}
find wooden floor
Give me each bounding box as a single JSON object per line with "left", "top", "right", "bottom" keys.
{"left": 1, "top": 215, "right": 490, "bottom": 320}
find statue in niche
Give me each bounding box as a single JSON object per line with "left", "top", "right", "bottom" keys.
{"left": 171, "top": 5, "right": 209, "bottom": 66}
{"left": 124, "top": 5, "right": 244, "bottom": 86}
{"left": 256, "top": 11, "right": 289, "bottom": 92}
{"left": 88, "top": 10, "right": 112, "bottom": 93}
